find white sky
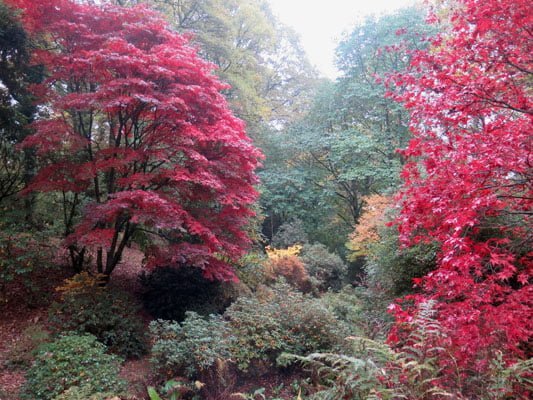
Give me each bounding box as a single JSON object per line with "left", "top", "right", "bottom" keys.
{"left": 267, "top": 0, "right": 417, "bottom": 79}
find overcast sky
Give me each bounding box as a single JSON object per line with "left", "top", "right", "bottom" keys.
{"left": 267, "top": 0, "right": 417, "bottom": 79}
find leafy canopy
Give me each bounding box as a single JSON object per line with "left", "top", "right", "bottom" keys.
{"left": 389, "top": 0, "right": 532, "bottom": 376}
{"left": 9, "top": 0, "right": 262, "bottom": 280}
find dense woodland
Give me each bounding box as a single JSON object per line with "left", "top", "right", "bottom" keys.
{"left": 0, "top": 0, "right": 531, "bottom": 399}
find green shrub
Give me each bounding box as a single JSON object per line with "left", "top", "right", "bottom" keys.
{"left": 300, "top": 243, "right": 347, "bottom": 291}
{"left": 322, "top": 285, "right": 393, "bottom": 339}
{"left": 271, "top": 218, "right": 309, "bottom": 248}
{"left": 280, "top": 302, "right": 454, "bottom": 400}
{"left": 225, "top": 282, "right": 346, "bottom": 371}
{"left": 5, "top": 324, "right": 50, "bottom": 369}
{"left": 150, "top": 312, "right": 231, "bottom": 378}
{"left": 235, "top": 253, "right": 269, "bottom": 291}
{"left": 140, "top": 266, "right": 231, "bottom": 321}
{"left": 22, "top": 333, "right": 126, "bottom": 400}
{"left": 365, "top": 225, "right": 437, "bottom": 296}
{"left": 149, "top": 282, "right": 345, "bottom": 377}
{"left": 0, "top": 227, "right": 56, "bottom": 305}
{"left": 49, "top": 277, "right": 147, "bottom": 359}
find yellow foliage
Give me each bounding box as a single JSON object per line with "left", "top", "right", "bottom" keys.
{"left": 265, "top": 245, "right": 302, "bottom": 260}
{"left": 55, "top": 272, "right": 106, "bottom": 298}
{"left": 347, "top": 195, "right": 392, "bottom": 260}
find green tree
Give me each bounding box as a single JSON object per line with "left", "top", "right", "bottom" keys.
{"left": 0, "top": 0, "right": 42, "bottom": 212}
{"left": 260, "top": 7, "right": 436, "bottom": 245}
{"left": 116, "top": 0, "right": 317, "bottom": 132}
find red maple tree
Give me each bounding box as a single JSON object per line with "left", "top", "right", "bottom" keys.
{"left": 9, "top": 0, "right": 262, "bottom": 281}
{"left": 388, "top": 0, "right": 532, "bottom": 376}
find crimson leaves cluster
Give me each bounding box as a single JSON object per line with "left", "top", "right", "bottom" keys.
{"left": 388, "top": 0, "right": 532, "bottom": 379}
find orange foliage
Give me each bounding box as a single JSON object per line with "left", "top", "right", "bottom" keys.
{"left": 264, "top": 245, "right": 311, "bottom": 292}
{"left": 55, "top": 272, "right": 107, "bottom": 299}
{"left": 347, "top": 195, "right": 392, "bottom": 259}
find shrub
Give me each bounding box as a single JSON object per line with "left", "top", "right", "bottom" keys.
{"left": 52, "top": 385, "right": 121, "bottom": 400}
{"left": 150, "top": 312, "right": 231, "bottom": 379}
{"left": 225, "top": 282, "right": 345, "bottom": 371}
{"left": 322, "top": 285, "right": 393, "bottom": 340}
{"left": 5, "top": 324, "right": 50, "bottom": 370}
{"left": 365, "top": 225, "right": 438, "bottom": 296}
{"left": 300, "top": 243, "right": 347, "bottom": 291}
{"left": 140, "top": 266, "right": 231, "bottom": 322}
{"left": 0, "top": 228, "right": 56, "bottom": 305}
{"left": 22, "top": 333, "right": 126, "bottom": 400}
{"left": 149, "top": 282, "right": 345, "bottom": 377}
{"left": 234, "top": 252, "right": 269, "bottom": 291}
{"left": 271, "top": 218, "right": 309, "bottom": 248}
{"left": 49, "top": 273, "right": 147, "bottom": 359}
{"left": 281, "top": 302, "right": 455, "bottom": 400}
{"left": 264, "top": 246, "right": 311, "bottom": 292}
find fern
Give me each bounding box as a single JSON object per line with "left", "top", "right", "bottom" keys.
{"left": 281, "top": 301, "right": 457, "bottom": 399}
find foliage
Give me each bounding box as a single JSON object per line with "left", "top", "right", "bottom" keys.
{"left": 300, "top": 243, "right": 347, "bottom": 291}
{"left": 150, "top": 312, "right": 231, "bottom": 378}
{"left": 140, "top": 266, "right": 232, "bottom": 322}
{"left": 52, "top": 385, "right": 122, "bottom": 400}
{"left": 388, "top": 0, "right": 532, "bottom": 376}
{"left": 49, "top": 273, "right": 147, "bottom": 359}
{"left": 5, "top": 323, "right": 50, "bottom": 369}
{"left": 234, "top": 252, "right": 269, "bottom": 291}
{"left": 147, "top": 379, "right": 193, "bottom": 400}
{"left": 281, "top": 301, "right": 456, "bottom": 399}
{"left": 365, "top": 224, "right": 438, "bottom": 296}
{"left": 22, "top": 333, "right": 125, "bottom": 400}
{"left": 259, "top": 7, "right": 435, "bottom": 251}
{"left": 322, "top": 285, "right": 393, "bottom": 340}
{"left": 0, "top": 225, "right": 56, "bottom": 304}
{"left": 264, "top": 245, "right": 311, "bottom": 292}
{"left": 225, "top": 282, "right": 345, "bottom": 371}
{"left": 149, "top": 281, "right": 345, "bottom": 377}
{"left": 7, "top": 0, "right": 261, "bottom": 279}
{"left": 346, "top": 194, "right": 391, "bottom": 259}
{"left": 123, "top": 0, "right": 318, "bottom": 132}
{"left": 0, "top": 0, "right": 42, "bottom": 206}
{"left": 270, "top": 218, "right": 309, "bottom": 248}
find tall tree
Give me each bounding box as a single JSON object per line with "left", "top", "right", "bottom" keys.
{"left": 0, "top": 0, "right": 42, "bottom": 214}
{"left": 389, "top": 0, "right": 532, "bottom": 379}
{"left": 260, "top": 7, "right": 434, "bottom": 244}
{"left": 114, "top": 0, "right": 318, "bottom": 131}
{"left": 9, "top": 0, "right": 261, "bottom": 280}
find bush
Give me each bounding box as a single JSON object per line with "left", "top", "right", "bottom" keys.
{"left": 280, "top": 302, "right": 453, "bottom": 400}
{"left": 52, "top": 385, "right": 121, "bottom": 400}
{"left": 49, "top": 273, "right": 147, "bottom": 359}
{"left": 300, "top": 243, "right": 347, "bottom": 291}
{"left": 235, "top": 252, "right": 269, "bottom": 291}
{"left": 140, "top": 266, "right": 231, "bottom": 322}
{"left": 5, "top": 324, "right": 50, "bottom": 370}
{"left": 150, "top": 312, "right": 231, "bottom": 379}
{"left": 322, "top": 285, "right": 393, "bottom": 340}
{"left": 365, "top": 225, "right": 437, "bottom": 296}
{"left": 149, "top": 282, "right": 345, "bottom": 377}
{"left": 271, "top": 218, "right": 309, "bottom": 248}
{"left": 22, "top": 333, "right": 126, "bottom": 400}
{"left": 264, "top": 245, "right": 312, "bottom": 292}
{"left": 225, "top": 282, "right": 346, "bottom": 371}
{"left": 0, "top": 227, "right": 56, "bottom": 305}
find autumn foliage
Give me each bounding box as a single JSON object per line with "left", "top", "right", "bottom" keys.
{"left": 264, "top": 245, "right": 311, "bottom": 292}
{"left": 347, "top": 194, "right": 391, "bottom": 259}
{"left": 8, "top": 0, "right": 261, "bottom": 280}
{"left": 388, "top": 0, "right": 532, "bottom": 380}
